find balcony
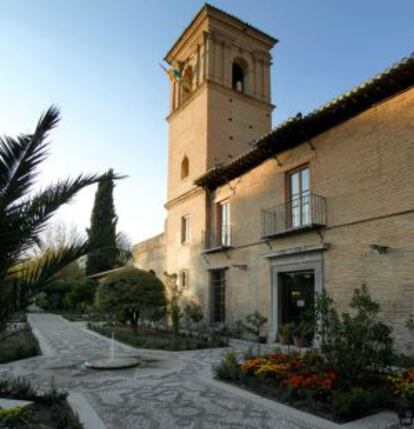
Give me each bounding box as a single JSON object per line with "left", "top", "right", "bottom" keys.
{"left": 261, "top": 193, "right": 327, "bottom": 239}
{"left": 203, "top": 224, "right": 232, "bottom": 253}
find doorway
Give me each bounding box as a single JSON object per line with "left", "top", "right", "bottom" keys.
{"left": 210, "top": 269, "right": 226, "bottom": 324}
{"left": 269, "top": 255, "right": 323, "bottom": 342}
{"left": 278, "top": 270, "right": 315, "bottom": 326}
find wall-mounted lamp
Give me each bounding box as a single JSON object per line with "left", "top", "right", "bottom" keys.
{"left": 370, "top": 244, "right": 390, "bottom": 255}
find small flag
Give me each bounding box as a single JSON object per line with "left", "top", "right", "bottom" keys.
{"left": 159, "top": 63, "right": 182, "bottom": 82}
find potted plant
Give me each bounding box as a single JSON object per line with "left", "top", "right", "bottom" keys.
{"left": 293, "top": 319, "right": 314, "bottom": 348}
{"left": 293, "top": 323, "right": 305, "bottom": 348}
{"left": 278, "top": 323, "right": 294, "bottom": 345}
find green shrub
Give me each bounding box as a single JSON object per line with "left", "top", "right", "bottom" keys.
{"left": 164, "top": 272, "right": 184, "bottom": 335}
{"left": 332, "top": 387, "right": 371, "bottom": 420}
{"left": 89, "top": 323, "right": 228, "bottom": 351}
{"left": 242, "top": 311, "right": 268, "bottom": 352}
{"left": 0, "top": 406, "right": 32, "bottom": 429}
{"left": 278, "top": 322, "right": 294, "bottom": 344}
{"left": 39, "top": 278, "right": 96, "bottom": 313}
{"left": 0, "top": 326, "right": 40, "bottom": 363}
{"left": 0, "top": 377, "right": 36, "bottom": 399}
{"left": 40, "top": 377, "right": 68, "bottom": 404}
{"left": 95, "top": 267, "right": 166, "bottom": 332}
{"left": 314, "top": 285, "right": 393, "bottom": 380}
{"left": 390, "top": 352, "right": 414, "bottom": 369}
{"left": 300, "top": 350, "right": 325, "bottom": 369}
{"left": 228, "top": 319, "right": 245, "bottom": 339}
{"left": 183, "top": 300, "right": 203, "bottom": 328}
{"left": 40, "top": 280, "right": 73, "bottom": 311}
{"left": 64, "top": 280, "right": 96, "bottom": 312}
{"left": 0, "top": 377, "right": 82, "bottom": 428}
{"left": 214, "top": 350, "right": 240, "bottom": 380}
{"left": 207, "top": 329, "right": 229, "bottom": 347}
{"left": 242, "top": 311, "right": 268, "bottom": 341}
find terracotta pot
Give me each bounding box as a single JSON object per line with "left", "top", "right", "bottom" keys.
{"left": 278, "top": 334, "right": 289, "bottom": 345}
{"left": 293, "top": 336, "right": 305, "bottom": 348}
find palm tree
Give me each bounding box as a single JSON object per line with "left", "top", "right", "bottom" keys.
{"left": 0, "top": 106, "right": 109, "bottom": 325}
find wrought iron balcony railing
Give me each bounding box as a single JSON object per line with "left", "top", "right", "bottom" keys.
{"left": 261, "top": 193, "right": 327, "bottom": 239}
{"left": 203, "top": 224, "right": 232, "bottom": 252}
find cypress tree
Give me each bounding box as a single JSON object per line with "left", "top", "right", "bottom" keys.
{"left": 86, "top": 169, "right": 118, "bottom": 275}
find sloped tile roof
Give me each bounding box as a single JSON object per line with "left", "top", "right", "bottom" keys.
{"left": 195, "top": 52, "right": 414, "bottom": 189}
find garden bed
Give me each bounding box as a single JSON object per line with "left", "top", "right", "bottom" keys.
{"left": 88, "top": 323, "right": 228, "bottom": 351}
{"left": 0, "top": 377, "right": 82, "bottom": 429}
{"left": 214, "top": 350, "right": 400, "bottom": 423}
{"left": 59, "top": 312, "right": 103, "bottom": 322}
{"left": 0, "top": 325, "right": 40, "bottom": 364}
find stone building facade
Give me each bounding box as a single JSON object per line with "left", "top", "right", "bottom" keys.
{"left": 133, "top": 4, "right": 414, "bottom": 351}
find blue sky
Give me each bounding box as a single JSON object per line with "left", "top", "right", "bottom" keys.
{"left": 0, "top": 0, "right": 413, "bottom": 243}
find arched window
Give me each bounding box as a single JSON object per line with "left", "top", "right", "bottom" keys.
{"left": 181, "top": 156, "right": 189, "bottom": 179}
{"left": 232, "top": 59, "right": 247, "bottom": 93}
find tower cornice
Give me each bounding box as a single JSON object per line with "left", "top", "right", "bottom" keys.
{"left": 164, "top": 4, "right": 277, "bottom": 65}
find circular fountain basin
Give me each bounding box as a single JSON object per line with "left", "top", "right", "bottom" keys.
{"left": 85, "top": 357, "right": 141, "bottom": 370}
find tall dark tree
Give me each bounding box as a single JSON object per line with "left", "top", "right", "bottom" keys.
{"left": 86, "top": 169, "right": 118, "bottom": 275}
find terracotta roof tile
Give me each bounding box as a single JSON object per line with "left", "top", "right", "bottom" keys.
{"left": 195, "top": 53, "right": 414, "bottom": 189}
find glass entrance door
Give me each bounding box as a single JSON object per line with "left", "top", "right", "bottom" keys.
{"left": 278, "top": 270, "right": 314, "bottom": 326}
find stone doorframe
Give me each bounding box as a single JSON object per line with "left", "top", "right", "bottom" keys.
{"left": 266, "top": 249, "right": 325, "bottom": 343}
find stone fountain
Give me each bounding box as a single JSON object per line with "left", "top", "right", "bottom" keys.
{"left": 85, "top": 332, "right": 140, "bottom": 370}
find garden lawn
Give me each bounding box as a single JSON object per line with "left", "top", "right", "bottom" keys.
{"left": 0, "top": 325, "right": 40, "bottom": 364}
{"left": 88, "top": 323, "right": 228, "bottom": 351}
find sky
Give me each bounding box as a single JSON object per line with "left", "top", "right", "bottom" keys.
{"left": 0, "top": 0, "right": 413, "bottom": 244}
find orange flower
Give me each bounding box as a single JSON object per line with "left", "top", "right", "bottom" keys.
{"left": 288, "top": 371, "right": 336, "bottom": 392}
{"left": 241, "top": 357, "right": 267, "bottom": 374}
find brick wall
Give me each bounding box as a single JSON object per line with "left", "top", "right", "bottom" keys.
{"left": 204, "top": 87, "right": 414, "bottom": 351}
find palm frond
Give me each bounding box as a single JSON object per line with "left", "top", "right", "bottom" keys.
{"left": 0, "top": 105, "right": 126, "bottom": 316}
{"left": 7, "top": 239, "right": 90, "bottom": 303}
{"left": 0, "top": 106, "right": 60, "bottom": 211}
{"left": 0, "top": 174, "right": 103, "bottom": 275}
{"left": 115, "top": 231, "right": 133, "bottom": 266}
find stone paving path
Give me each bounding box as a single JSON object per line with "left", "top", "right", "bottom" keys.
{"left": 0, "top": 313, "right": 333, "bottom": 429}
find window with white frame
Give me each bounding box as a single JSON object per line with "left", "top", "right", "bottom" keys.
{"left": 217, "top": 200, "right": 231, "bottom": 247}
{"left": 288, "top": 166, "right": 310, "bottom": 228}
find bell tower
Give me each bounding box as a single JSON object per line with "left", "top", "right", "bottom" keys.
{"left": 164, "top": 4, "right": 277, "bottom": 204}
{"left": 163, "top": 5, "right": 277, "bottom": 295}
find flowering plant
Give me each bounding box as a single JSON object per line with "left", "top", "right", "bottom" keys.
{"left": 241, "top": 357, "right": 268, "bottom": 374}
{"left": 241, "top": 350, "right": 336, "bottom": 398}
{"left": 388, "top": 368, "right": 414, "bottom": 397}
{"left": 288, "top": 371, "right": 337, "bottom": 393}
{"left": 241, "top": 352, "right": 294, "bottom": 378}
